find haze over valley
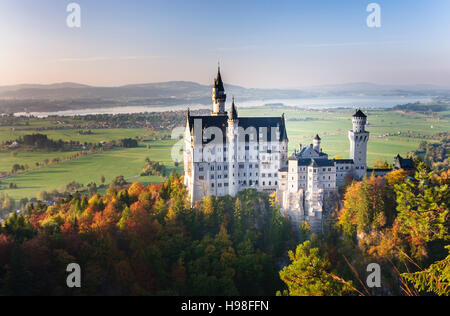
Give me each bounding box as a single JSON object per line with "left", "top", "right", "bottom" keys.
{"left": 1, "top": 81, "right": 449, "bottom": 115}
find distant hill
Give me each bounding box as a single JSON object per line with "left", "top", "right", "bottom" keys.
{"left": 303, "top": 82, "right": 450, "bottom": 97}
{"left": 0, "top": 81, "right": 308, "bottom": 100}
{"left": 0, "top": 81, "right": 449, "bottom": 114}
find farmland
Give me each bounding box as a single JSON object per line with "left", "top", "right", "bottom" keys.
{"left": 0, "top": 106, "right": 448, "bottom": 205}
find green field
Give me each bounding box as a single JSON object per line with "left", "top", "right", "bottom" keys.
{"left": 1, "top": 107, "right": 448, "bottom": 204}
{"left": 1, "top": 140, "right": 181, "bottom": 202}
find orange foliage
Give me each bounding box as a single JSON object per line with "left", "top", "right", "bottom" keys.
{"left": 385, "top": 169, "right": 408, "bottom": 186}
{"left": 128, "top": 182, "right": 146, "bottom": 201}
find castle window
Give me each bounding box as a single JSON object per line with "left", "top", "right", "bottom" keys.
{"left": 199, "top": 176, "right": 204, "bottom": 180}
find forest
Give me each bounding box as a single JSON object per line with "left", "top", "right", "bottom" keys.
{"left": 0, "top": 162, "right": 448, "bottom": 296}
{"left": 0, "top": 174, "right": 296, "bottom": 296}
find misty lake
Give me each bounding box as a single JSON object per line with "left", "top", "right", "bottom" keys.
{"left": 14, "top": 96, "right": 432, "bottom": 117}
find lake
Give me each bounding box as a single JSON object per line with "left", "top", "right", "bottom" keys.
{"left": 14, "top": 96, "right": 432, "bottom": 117}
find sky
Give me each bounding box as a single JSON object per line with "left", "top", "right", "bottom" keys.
{"left": 0, "top": 0, "right": 449, "bottom": 88}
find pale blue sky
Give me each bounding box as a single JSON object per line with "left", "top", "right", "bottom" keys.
{"left": 0, "top": 0, "right": 449, "bottom": 88}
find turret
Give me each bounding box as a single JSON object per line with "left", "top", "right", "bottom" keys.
{"left": 313, "top": 134, "right": 321, "bottom": 152}
{"left": 227, "top": 97, "right": 239, "bottom": 197}
{"left": 352, "top": 109, "right": 367, "bottom": 133}
{"left": 228, "top": 97, "right": 238, "bottom": 122}
{"left": 212, "top": 66, "right": 227, "bottom": 116}
{"left": 348, "top": 109, "right": 370, "bottom": 180}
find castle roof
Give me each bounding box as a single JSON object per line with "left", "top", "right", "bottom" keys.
{"left": 353, "top": 109, "right": 367, "bottom": 118}
{"left": 187, "top": 115, "right": 288, "bottom": 145}
{"left": 394, "top": 154, "right": 415, "bottom": 170}
{"left": 214, "top": 67, "right": 225, "bottom": 91}
{"left": 229, "top": 97, "right": 238, "bottom": 121}
{"left": 296, "top": 158, "right": 335, "bottom": 167}
{"left": 334, "top": 159, "right": 355, "bottom": 164}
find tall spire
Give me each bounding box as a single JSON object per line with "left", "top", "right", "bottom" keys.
{"left": 212, "top": 64, "right": 227, "bottom": 115}
{"left": 229, "top": 96, "right": 238, "bottom": 121}
{"left": 214, "top": 64, "right": 224, "bottom": 91}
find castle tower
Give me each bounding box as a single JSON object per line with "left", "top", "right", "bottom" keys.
{"left": 313, "top": 134, "right": 321, "bottom": 152}
{"left": 348, "top": 109, "right": 369, "bottom": 180}
{"left": 212, "top": 66, "right": 227, "bottom": 116}
{"left": 227, "top": 98, "right": 239, "bottom": 196}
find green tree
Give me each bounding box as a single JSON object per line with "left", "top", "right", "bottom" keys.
{"left": 394, "top": 163, "right": 449, "bottom": 259}
{"left": 278, "top": 241, "right": 354, "bottom": 296}
{"left": 402, "top": 246, "right": 450, "bottom": 296}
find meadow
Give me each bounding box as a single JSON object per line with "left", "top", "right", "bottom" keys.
{"left": 1, "top": 140, "right": 181, "bottom": 202}
{"left": 0, "top": 107, "right": 448, "bottom": 204}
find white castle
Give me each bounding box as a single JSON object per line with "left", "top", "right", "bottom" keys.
{"left": 184, "top": 68, "right": 396, "bottom": 233}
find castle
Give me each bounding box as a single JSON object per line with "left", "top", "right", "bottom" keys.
{"left": 184, "top": 67, "right": 288, "bottom": 203}
{"left": 184, "top": 68, "right": 412, "bottom": 233}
